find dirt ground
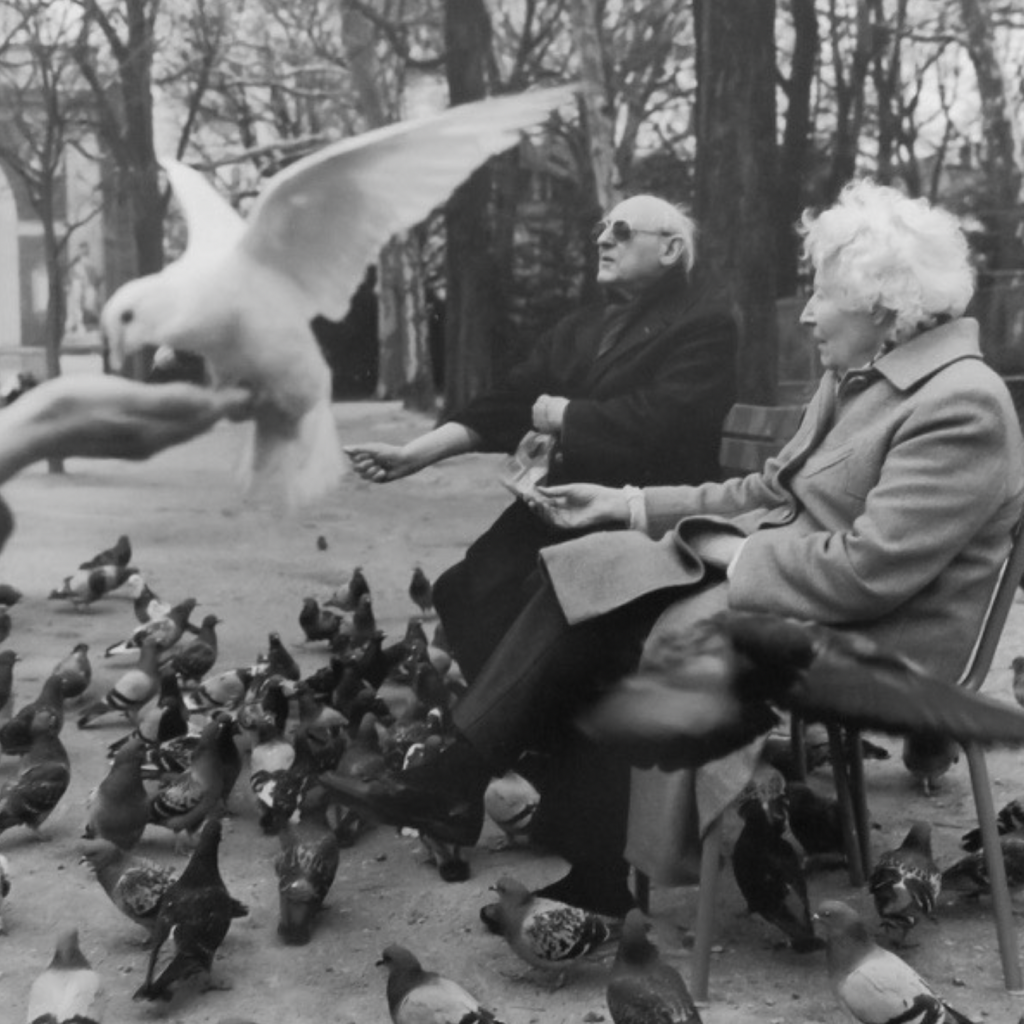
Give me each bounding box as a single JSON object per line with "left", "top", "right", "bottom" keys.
{"left": 1, "top": 397, "right": 1024, "bottom": 1024}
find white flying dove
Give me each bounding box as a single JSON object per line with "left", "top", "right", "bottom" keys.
{"left": 102, "top": 86, "right": 576, "bottom": 505}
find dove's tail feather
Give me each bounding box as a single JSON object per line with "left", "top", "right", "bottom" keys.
{"left": 241, "top": 400, "right": 344, "bottom": 508}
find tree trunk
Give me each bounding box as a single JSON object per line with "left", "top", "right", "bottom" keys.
{"left": 824, "top": 0, "right": 873, "bottom": 202}
{"left": 41, "top": 194, "right": 65, "bottom": 474}
{"left": 341, "top": 2, "right": 432, "bottom": 408}
{"left": 569, "top": 0, "right": 620, "bottom": 212}
{"left": 775, "top": 0, "right": 818, "bottom": 297}
{"left": 959, "top": 0, "right": 1023, "bottom": 271}
{"left": 694, "top": 0, "right": 779, "bottom": 404}
{"left": 442, "top": 0, "right": 499, "bottom": 415}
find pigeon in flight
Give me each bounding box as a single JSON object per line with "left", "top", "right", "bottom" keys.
{"left": 101, "top": 86, "right": 576, "bottom": 505}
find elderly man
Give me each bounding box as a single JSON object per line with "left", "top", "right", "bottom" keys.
{"left": 343, "top": 193, "right": 737, "bottom": 912}
{"left": 346, "top": 193, "right": 737, "bottom": 679}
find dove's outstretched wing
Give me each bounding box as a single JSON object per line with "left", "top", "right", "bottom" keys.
{"left": 159, "top": 161, "right": 247, "bottom": 261}
{"left": 240, "top": 85, "right": 577, "bottom": 321}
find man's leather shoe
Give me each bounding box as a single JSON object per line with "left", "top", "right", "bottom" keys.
{"left": 318, "top": 769, "right": 484, "bottom": 848}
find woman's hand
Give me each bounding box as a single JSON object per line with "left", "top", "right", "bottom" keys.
{"left": 18, "top": 376, "right": 252, "bottom": 464}
{"left": 344, "top": 442, "right": 420, "bottom": 482}
{"left": 528, "top": 483, "right": 630, "bottom": 530}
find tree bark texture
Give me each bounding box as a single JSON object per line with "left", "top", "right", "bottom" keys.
{"left": 569, "top": 0, "right": 620, "bottom": 211}
{"left": 694, "top": 0, "right": 778, "bottom": 404}
{"left": 776, "top": 0, "right": 819, "bottom": 297}
{"left": 442, "top": 0, "right": 500, "bottom": 415}
{"left": 959, "top": 0, "right": 1023, "bottom": 270}
{"left": 341, "top": 1, "right": 433, "bottom": 408}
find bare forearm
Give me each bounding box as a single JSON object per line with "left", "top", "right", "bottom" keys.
{"left": 404, "top": 421, "right": 482, "bottom": 470}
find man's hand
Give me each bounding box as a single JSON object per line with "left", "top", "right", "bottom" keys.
{"left": 531, "top": 394, "right": 569, "bottom": 434}
{"left": 22, "top": 376, "right": 252, "bottom": 463}
{"left": 527, "top": 483, "right": 630, "bottom": 530}
{"left": 344, "top": 443, "right": 420, "bottom": 483}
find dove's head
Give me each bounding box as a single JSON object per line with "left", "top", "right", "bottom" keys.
{"left": 101, "top": 273, "right": 175, "bottom": 371}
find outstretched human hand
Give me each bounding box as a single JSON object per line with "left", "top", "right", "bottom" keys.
{"left": 344, "top": 442, "right": 421, "bottom": 483}
{"left": 528, "top": 483, "right": 629, "bottom": 530}
{"left": 13, "top": 375, "right": 252, "bottom": 466}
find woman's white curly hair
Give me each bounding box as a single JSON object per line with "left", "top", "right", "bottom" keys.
{"left": 800, "top": 179, "right": 975, "bottom": 343}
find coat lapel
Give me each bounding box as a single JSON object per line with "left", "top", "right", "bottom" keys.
{"left": 585, "top": 276, "right": 700, "bottom": 387}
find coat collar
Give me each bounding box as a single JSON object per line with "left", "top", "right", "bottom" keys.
{"left": 871, "top": 318, "right": 982, "bottom": 392}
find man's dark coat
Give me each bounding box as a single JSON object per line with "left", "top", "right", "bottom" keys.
{"left": 434, "top": 269, "right": 738, "bottom": 683}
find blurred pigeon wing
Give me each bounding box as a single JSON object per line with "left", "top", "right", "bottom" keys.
{"left": 786, "top": 642, "right": 1024, "bottom": 743}
{"left": 241, "top": 85, "right": 577, "bottom": 321}
{"left": 160, "top": 160, "right": 247, "bottom": 260}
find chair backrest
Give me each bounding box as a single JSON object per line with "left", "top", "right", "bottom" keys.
{"left": 718, "top": 403, "right": 806, "bottom": 477}
{"left": 958, "top": 505, "right": 1024, "bottom": 692}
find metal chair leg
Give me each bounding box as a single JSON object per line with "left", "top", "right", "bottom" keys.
{"left": 633, "top": 868, "right": 650, "bottom": 915}
{"left": 826, "top": 724, "right": 865, "bottom": 887}
{"left": 691, "top": 813, "right": 724, "bottom": 1004}
{"left": 964, "top": 740, "right": 1023, "bottom": 991}
{"left": 845, "top": 729, "right": 872, "bottom": 874}
{"left": 790, "top": 712, "right": 808, "bottom": 781}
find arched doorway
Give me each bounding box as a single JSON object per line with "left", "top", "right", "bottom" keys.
{"left": 0, "top": 168, "right": 19, "bottom": 348}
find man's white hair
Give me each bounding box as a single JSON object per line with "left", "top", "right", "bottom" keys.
{"left": 800, "top": 179, "right": 975, "bottom": 342}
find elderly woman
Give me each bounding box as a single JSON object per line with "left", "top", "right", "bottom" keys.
{"left": 321, "top": 180, "right": 1024, "bottom": 916}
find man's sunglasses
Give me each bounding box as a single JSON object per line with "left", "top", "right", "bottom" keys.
{"left": 591, "top": 219, "right": 675, "bottom": 244}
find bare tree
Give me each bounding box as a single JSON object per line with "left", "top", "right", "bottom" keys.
{"left": 959, "top": 0, "right": 1023, "bottom": 269}
{"left": 0, "top": 0, "right": 99, "bottom": 419}
{"left": 694, "top": 0, "right": 779, "bottom": 403}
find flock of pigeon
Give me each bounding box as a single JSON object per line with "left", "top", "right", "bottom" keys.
{"left": 0, "top": 532, "right": 1021, "bottom": 1022}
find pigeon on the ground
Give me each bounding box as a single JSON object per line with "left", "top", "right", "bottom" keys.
{"left": 408, "top": 567, "right": 433, "bottom": 616}
{"left": 133, "top": 816, "right": 248, "bottom": 1001}
{"left": 27, "top": 927, "right": 105, "bottom": 1024}
{"left": 0, "top": 706, "right": 71, "bottom": 840}
{"left": 961, "top": 796, "right": 1024, "bottom": 852}
{"left": 785, "top": 781, "right": 847, "bottom": 866}
{"left": 483, "top": 769, "right": 540, "bottom": 850}
{"left": 578, "top": 611, "right": 1024, "bottom": 771}
{"left": 0, "top": 673, "right": 64, "bottom": 756}
{"left": 274, "top": 786, "right": 340, "bottom": 945}
{"left": 159, "top": 614, "right": 220, "bottom": 685}
{"left": 184, "top": 666, "right": 252, "bottom": 715}
{"left": 147, "top": 718, "right": 226, "bottom": 852}
{"left": 815, "top": 899, "right": 975, "bottom": 1024}
{"left": 250, "top": 718, "right": 298, "bottom": 835}
{"left": 488, "top": 875, "right": 620, "bottom": 975}
{"left": 265, "top": 632, "right": 301, "bottom": 682}
{"left": 84, "top": 738, "right": 150, "bottom": 850}
{"left": 102, "top": 87, "right": 575, "bottom": 505}
{"left": 80, "top": 838, "right": 176, "bottom": 937}
{"left": 49, "top": 643, "right": 92, "bottom": 702}
{"left": 328, "top": 567, "right": 370, "bottom": 613}
{"left": 378, "top": 943, "right": 505, "bottom": 1024}
{"left": 607, "top": 908, "right": 703, "bottom": 1024}
{"left": 352, "top": 593, "right": 378, "bottom": 648}
{"left": 941, "top": 836, "right": 1024, "bottom": 897}
{"left": 902, "top": 733, "right": 960, "bottom": 795}
{"left": 78, "top": 638, "right": 162, "bottom": 728}
{"left": 49, "top": 563, "right": 135, "bottom": 609}
{"left": 0, "top": 852, "right": 9, "bottom": 932}
{"left": 731, "top": 766, "right": 824, "bottom": 952}
{"left": 299, "top": 598, "right": 342, "bottom": 644}
{"left": 869, "top": 821, "right": 941, "bottom": 946}
{"left": 126, "top": 572, "right": 171, "bottom": 624}
{"left": 104, "top": 596, "right": 198, "bottom": 658}
{"left": 80, "top": 533, "right": 132, "bottom": 569}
